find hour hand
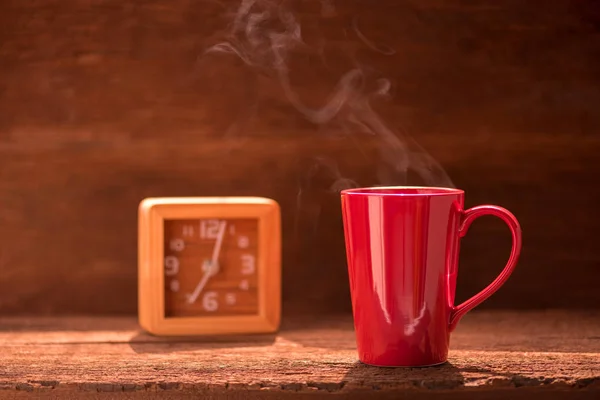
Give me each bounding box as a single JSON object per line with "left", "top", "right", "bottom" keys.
{"left": 186, "top": 260, "right": 215, "bottom": 304}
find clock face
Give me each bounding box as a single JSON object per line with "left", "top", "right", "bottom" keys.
{"left": 163, "top": 218, "right": 259, "bottom": 318}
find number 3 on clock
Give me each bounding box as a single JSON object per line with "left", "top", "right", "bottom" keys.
{"left": 241, "top": 254, "right": 255, "bottom": 275}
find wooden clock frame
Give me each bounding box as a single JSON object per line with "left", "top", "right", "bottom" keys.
{"left": 138, "top": 196, "right": 281, "bottom": 336}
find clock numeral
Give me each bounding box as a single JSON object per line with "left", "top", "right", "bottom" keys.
{"left": 170, "top": 238, "right": 185, "bottom": 252}
{"left": 164, "top": 256, "right": 179, "bottom": 276}
{"left": 200, "top": 219, "right": 221, "bottom": 240}
{"left": 170, "top": 280, "right": 180, "bottom": 292}
{"left": 237, "top": 235, "right": 249, "bottom": 249}
{"left": 202, "top": 291, "right": 218, "bottom": 312}
{"left": 182, "top": 226, "right": 194, "bottom": 237}
{"left": 239, "top": 280, "right": 249, "bottom": 291}
{"left": 225, "top": 293, "right": 236, "bottom": 305}
{"left": 229, "top": 225, "right": 236, "bottom": 235}
{"left": 241, "top": 254, "right": 255, "bottom": 275}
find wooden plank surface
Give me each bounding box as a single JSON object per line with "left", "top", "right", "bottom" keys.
{"left": 1, "top": 0, "right": 600, "bottom": 316}
{"left": 0, "top": 311, "right": 599, "bottom": 399}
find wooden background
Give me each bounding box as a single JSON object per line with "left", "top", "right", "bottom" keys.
{"left": 0, "top": 0, "right": 598, "bottom": 316}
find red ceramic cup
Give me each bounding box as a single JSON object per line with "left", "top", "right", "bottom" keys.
{"left": 340, "top": 186, "right": 522, "bottom": 367}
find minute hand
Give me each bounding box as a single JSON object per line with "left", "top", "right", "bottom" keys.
{"left": 210, "top": 221, "right": 227, "bottom": 266}
{"left": 187, "top": 221, "right": 227, "bottom": 304}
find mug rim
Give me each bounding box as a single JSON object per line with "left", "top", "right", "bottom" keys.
{"left": 340, "top": 186, "right": 464, "bottom": 197}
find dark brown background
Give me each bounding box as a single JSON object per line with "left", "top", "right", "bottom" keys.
{"left": 0, "top": 0, "right": 598, "bottom": 316}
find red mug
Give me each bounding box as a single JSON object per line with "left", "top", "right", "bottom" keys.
{"left": 340, "top": 186, "right": 522, "bottom": 367}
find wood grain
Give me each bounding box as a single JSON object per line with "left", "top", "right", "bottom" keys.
{"left": 0, "top": 311, "right": 598, "bottom": 399}
{"left": 0, "top": 0, "right": 599, "bottom": 315}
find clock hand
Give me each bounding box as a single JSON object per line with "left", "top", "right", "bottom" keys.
{"left": 186, "top": 266, "right": 212, "bottom": 304}
{"left": 187, "top": 221, "right": 227, "bottom": 304}
{"left": 210, "top": 220, "right": 227, "bottom": 267}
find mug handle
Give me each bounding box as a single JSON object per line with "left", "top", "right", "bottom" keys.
{"left": 449, "top": 205, "right": 522, "bottom": 331}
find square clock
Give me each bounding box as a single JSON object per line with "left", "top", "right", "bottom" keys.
{"left": 138, "top": 196, "right": 281, "bottom": 336}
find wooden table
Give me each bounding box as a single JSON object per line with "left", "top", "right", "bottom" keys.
{"left": 0, "top": 310, "right": 598, "bottom": 399}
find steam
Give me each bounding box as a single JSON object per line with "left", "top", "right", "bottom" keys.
{"left": 352, "top": 16, "right": 396, "bottom": 56}
{"left": 204, "top": 0, "right": 453, "bottom": 189}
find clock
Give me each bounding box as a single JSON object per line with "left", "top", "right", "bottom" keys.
{"left": 137, "top": 196, "right": 281, "bottom": 336}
